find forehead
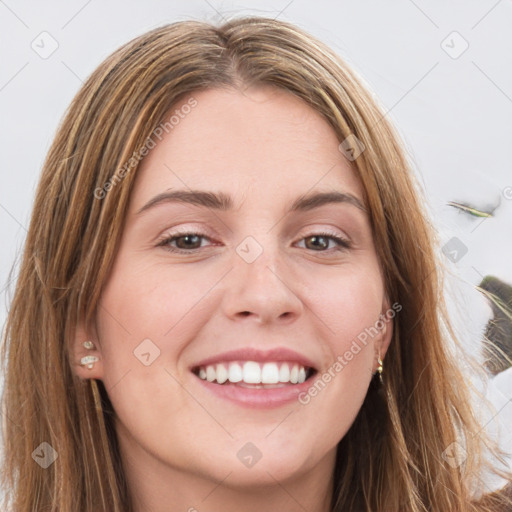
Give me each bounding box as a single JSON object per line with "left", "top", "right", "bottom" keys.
{"left": 132, "top": 86, "right": 364, "bottom": 210}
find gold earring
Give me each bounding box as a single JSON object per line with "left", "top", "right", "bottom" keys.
{"left": 377, "top": 356, "right": 384, "bottom": 383}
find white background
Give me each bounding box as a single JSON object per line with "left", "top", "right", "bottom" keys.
{"left": 1, "top": 0, "right": 511, "bottom": 493}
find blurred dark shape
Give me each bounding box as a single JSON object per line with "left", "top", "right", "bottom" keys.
{"left": 479, "top": 275, "right": 512, "bottom": 375}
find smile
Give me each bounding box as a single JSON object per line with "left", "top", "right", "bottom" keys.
{"left": 190, "top": 347, "right": 319, "bottom": 408}
{"left": 193, "top": 361, "right": 315, "bottom": 387}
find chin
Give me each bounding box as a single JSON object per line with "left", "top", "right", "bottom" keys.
{"left": 201, "top": 442, "right": 317, "bottom": 487}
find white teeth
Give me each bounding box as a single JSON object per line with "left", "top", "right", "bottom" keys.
{"left": 196, "top": 361, "right": 311, "bottom": 385}
{"left": 228, "top": 362, "right": 243, "bottom": 383}
{"left": 216, "top": 364, "right": 228, "bottom": 384}
{"left": 290, "top": 364, "right": 299, "bottom": 384}
{"left": 243, "top": 361, "right": 261, "bottom": 384}
{"left": 206, "top": 366, "right": 216, "bottom": 382}
{"left": 261, "top": 362, "right": 279, "bottom": 384}
{"left": 279, "top": 363, "right": 290, "bottom": 383}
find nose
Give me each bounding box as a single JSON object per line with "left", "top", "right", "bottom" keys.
{"left": 220, "top": 241, "right": 304, "bottom": 325}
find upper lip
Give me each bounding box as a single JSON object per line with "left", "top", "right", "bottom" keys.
{"left": 190, "top": 347, "right": 318, "bottom": 371}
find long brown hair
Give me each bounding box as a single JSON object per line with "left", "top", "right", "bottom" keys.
{"left": 1, "top": 16, "right": 510, "bottom": 511}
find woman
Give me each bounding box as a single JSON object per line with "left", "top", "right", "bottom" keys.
{"left": 1, "top": 16, "right": 510, "bottom": 512}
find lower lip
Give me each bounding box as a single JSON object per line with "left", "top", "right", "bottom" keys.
{"left": 193, "top": 374, "right": 316, "bottom": 409}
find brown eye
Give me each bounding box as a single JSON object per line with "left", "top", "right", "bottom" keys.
{"left": 299, "top": 233, "right": 351, "bottom": 251}
{"left": 173, "top": 234, "right": 203, "bottom": 249}
{"left": 304, "top": 235, "right": 330, "bottom": 250}
{"left": 157, "top": 232, "right": 213, "bottom": 253}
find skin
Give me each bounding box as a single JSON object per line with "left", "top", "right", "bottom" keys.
{"left": 73, "top": 85, "right": 393, "bottom": 512}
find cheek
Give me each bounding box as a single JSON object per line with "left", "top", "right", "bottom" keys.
{"left": 97, "top": 257, "right": 223, "bottom": 348}
{"left": 94, "top": 260, "right": 211, "bottom": 458}
{"left": 301, "top": 261, "right": 385, "bottom": 350}
{"left": 292, "top": 261, "right": 384, "bottom": 431}
{"left": 94, "top": 256, "right": 228, "bottom": 419}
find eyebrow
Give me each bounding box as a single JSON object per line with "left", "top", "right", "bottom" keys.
{"left": 136, "top": 189, "right": 367, "bottom": 216}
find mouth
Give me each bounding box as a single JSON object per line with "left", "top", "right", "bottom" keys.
{"left": 192, "top": 361, "right": 317, "bottom": 388}
{"left": 190, "top": 348, "right": 319, "bottom": 408}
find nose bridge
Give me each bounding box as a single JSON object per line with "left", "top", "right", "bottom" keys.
{"left": 221, "top": 233, "right": 303, "bottom": 322}
{"left": 234, "top": 233, "right": 289, "bottom": 295}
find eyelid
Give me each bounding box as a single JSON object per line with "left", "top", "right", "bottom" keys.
{"left": 156, "top": 224, "right": 217, "bottom": 242}
{"left": 293, "top": 224, "right": 351, "bottom": 243}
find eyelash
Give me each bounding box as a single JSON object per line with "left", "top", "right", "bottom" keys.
{"left": 156, "top": 230, "right": 352, "bottom": 254}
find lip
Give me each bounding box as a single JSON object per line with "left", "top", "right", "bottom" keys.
{"left": 190, "top": 347, "right": 318, "bottom": 371}
{"left": 193, "top": 375, "right": 316, "bottom": 409}
{"left": 189, "top": 347, "right": 318, "bottom": 409}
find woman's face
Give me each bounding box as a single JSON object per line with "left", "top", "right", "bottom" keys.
{"left": 78, "top": 86, "right": 392, "bottom": 492}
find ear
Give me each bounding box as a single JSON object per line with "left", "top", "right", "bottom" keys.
{"left": 70, "top": 316, "right": 105, "bottom": 381}
{"left": 372, "top": 298, "right": 396, "bottom": 373}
